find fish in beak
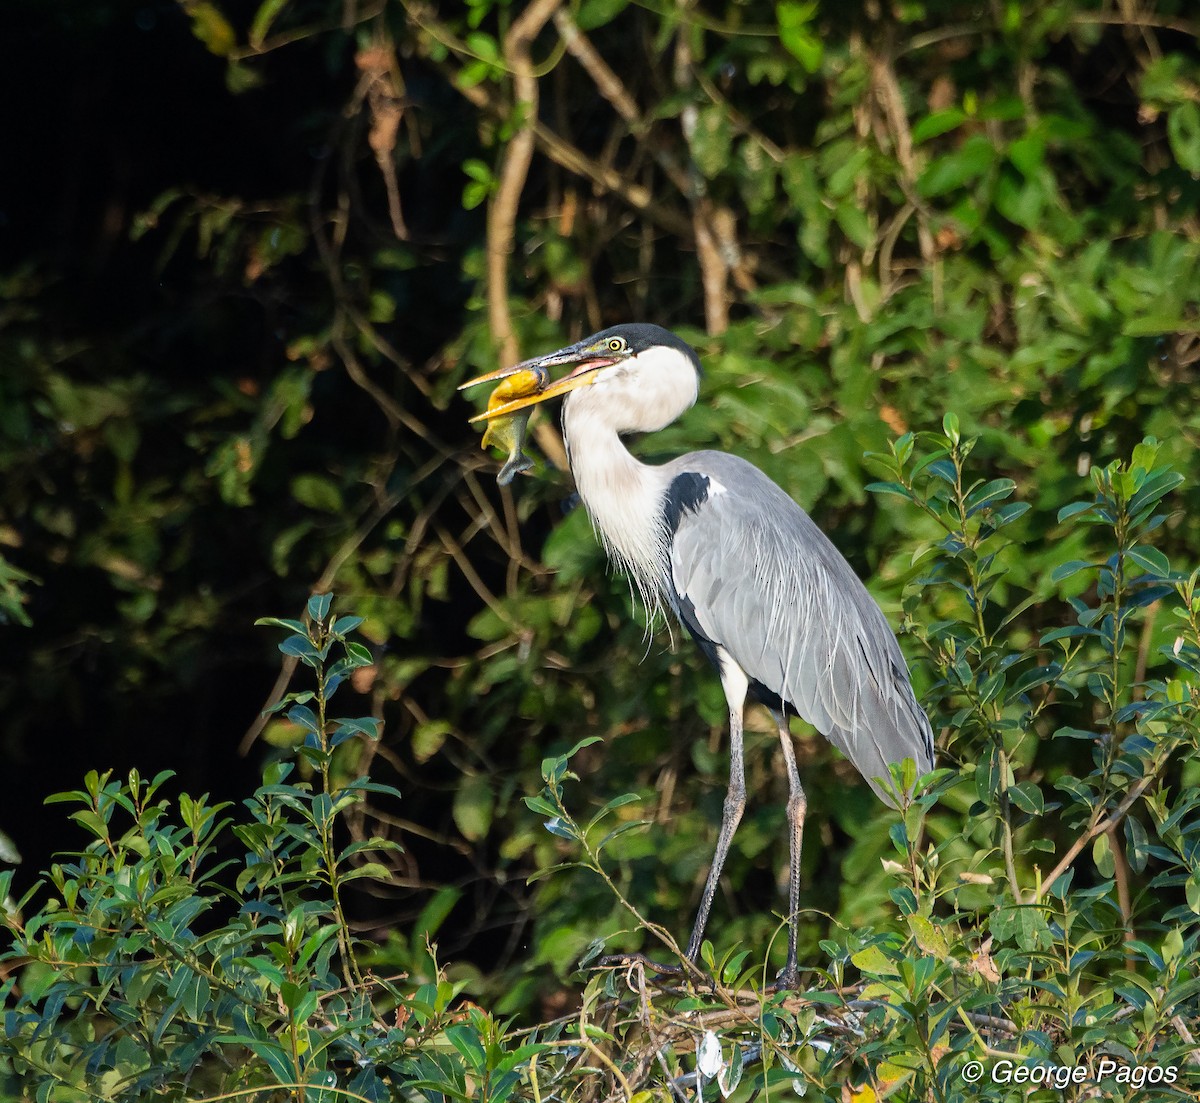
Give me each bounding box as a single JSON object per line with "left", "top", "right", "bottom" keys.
{"left": 457, "top": 364, "right": 550, "bottom": 486}
{"left": 457, "top": 341, "right": 622, "bottom": 423}
{"left": 457, "top": 338, "right": 627, "bottom": 484}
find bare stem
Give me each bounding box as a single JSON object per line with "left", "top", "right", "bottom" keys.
{"left": 1033, "top": 773, "right": 1156, "bottom": 903}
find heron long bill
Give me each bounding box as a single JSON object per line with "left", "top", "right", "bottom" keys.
{"left": 459, "top": 342, "right": 623, "bottom": 423}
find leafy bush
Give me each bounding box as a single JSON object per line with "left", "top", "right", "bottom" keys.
{"left": 505, "top": 429, "right": 1200, "bottom": 1103}
{"left": 6, "top": 430, "right": 1200, "bottom": 1101}
{"left": 1, "top": 598, "right": 554, "bottom": 1101}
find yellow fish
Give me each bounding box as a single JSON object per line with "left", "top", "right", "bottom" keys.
{"left": 459, "top": 364, "right": 549, "bottom": 486}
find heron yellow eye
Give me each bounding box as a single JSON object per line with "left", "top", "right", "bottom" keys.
{"left": 607, "top": 337, "right": 624, "bottom": 352}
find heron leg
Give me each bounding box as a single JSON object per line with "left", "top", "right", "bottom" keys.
{"left": 686, "top": 650, "right": 748, "bottom": 965}
{"left": 773, "top": 709, "right": 806, "bottom": 988}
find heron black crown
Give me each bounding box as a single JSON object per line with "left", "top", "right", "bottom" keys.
{"left": 588, "top": 323, "right": 703, "bottom": 379}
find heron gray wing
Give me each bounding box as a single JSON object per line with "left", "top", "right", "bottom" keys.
{"left": 663, "top": 452, "right": 934, "bottom": 801}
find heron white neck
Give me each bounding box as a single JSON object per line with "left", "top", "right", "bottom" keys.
{"left": 561, "top": 403, "right": 672, "bottom": 614}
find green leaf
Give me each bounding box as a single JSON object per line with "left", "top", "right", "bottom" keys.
{"left": 232, "top": 1035, "right": 296, "bottom": 1084}
{"left": 1162, "top": 928, "right": 1184, "bottom": 967}
{"left": 291, "top": 474, "right": 343, "bottom": 513}
{"left": 563, "top": 735, "right": 603, "bottom": 760}
{"left": 1057, "top": 501, "right": 1095, "bottom": 522}
{"left": 446, "top": 1023, "right": 487, "bottom": 1070}
{"left": 413, "top": 720, "right": 452, "bottom": 764}
{"left": 1122, "top": 315, "right": 1197, "bottom": 337}
{"left": 918, "top": 135, "right": 996, "bottom": 197}
{"left": 1128, "top": 470, "right": 1184, "bottom": 516}
{"left": 453, "top": 774, "right": 494, "bottom": 842}
{"left": 994, "top": 171, "right": 1045, "bottom": 230}
{"left": 1124, "top": 816, "right": 1150, "bottom": 874}
{"left": 339, "top": 862, "right": 393, "bottom": 883}
{"left": 990, "top": 501, "right": 1030, "bottom": 527}
{"left": 990, "top": 904, "right": 1053, "bottom": 952}
{"left": 249, "top": 0, "right": 289, "bottom": 48}
{"left": 1187, "top": 875, "right": 1200, "bottom": 915}
{"left": 255, "top": 617, "right": 309, "bottom": 634}
{"left": 577, "top": 0, "right": 629, "bottom": 31}
{"left": 587, "top": 792, "right": 641, "bottom": 828}
{"left": 865, "top": 481, "right": 913, "bottom": 500}
{"left": 850, "top": 944, "right": 900, "bottom": 977}
{"left": 1167, "top": 101, "right": 1200, "bottom": 174}
{"left": 906, "top": 915, "right": 950, "bottom": 961}
{"left": 1051, "top": 560, "right": 1094, "bottom": 583}
{"left": 542, "top": 817, "right": 576, "bottom": 840}
{"left": 834, "top": 202, "right": 873, "bottom": 250}
{"left": 287, "top": 704, "right": 319, "bottom": 733}
{"left": 1008, "top": 781, "right": 1044, "bottom": 816}
{"left": 463, "top": 180, "right": 491, "bottom": 210}
{"left": 279, "top": 635, "right": 319, "bottom": 664}
{"left": 965, "top": 478, "right": 1016, "bottom": 516}
{"left": 186, "top": 1, "right": 236, "bottom": 56}
{"left": 523, "top": 795, "right": 558, "bottom": 818}
{"left": 776, "top": 1, "right": 823, "bottom": 72}
{"left": 1007, "top": 132, "right": 1045, "bottom": 177}
{"left": 1126, "top": 546, "right": 1169, "bottom": 577}
{"left": 331, "top": 614, "right": 364, "bottom": 636}
{"left": 912, "top": 109, "right": 967, "bottom": 143}
{"left": 1053, "top": 726, "right": 1101, "bottom": 742}
{"left": 332, "top": 716, "right": 380, "bottom": 739}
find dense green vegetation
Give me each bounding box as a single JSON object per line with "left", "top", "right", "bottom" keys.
{"left": 3, "top": 0, "right": 1200, "bottom": 1098}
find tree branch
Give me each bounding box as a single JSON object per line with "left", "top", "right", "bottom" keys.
{"left": 488, "top": 0, "right": 564, "bottom": 364}
{"left": 403, "top": 2, "right": 695, "bottom": 241}
{"left": 1032, "top": 774, "right": 1156, "bottom": 902}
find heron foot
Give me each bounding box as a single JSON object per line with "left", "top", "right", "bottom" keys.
{"left": 595, "top": 952, "right": 682, "bottom": 977}
{"left": 595, "top": 952, "right": 711, "bottom": 985}
{"left": 770, "top": 965, "right": 801, "bottom": 992}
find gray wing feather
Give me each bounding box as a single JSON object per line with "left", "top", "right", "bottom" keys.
{"left": 666, "top": 452, "right": 934, "bottom": 801}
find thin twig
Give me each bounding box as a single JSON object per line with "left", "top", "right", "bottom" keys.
{"left": 553, "top": 10, "right": 642, "bottom": 127}
{"left": 553, "top": 9, "right": 694, "bottom": 201}
{"left": 1134, "top": 600, "right": 1160, "bottom": 690}
{"left": 1072, "top": 10, "right": 1197, "bottom": 36}
{"left": 237, "top": 485, "right": 404, "bottom": 755}
{"left": 1107, "top": 823, "right": 1135, "bottom": 947}
{"left": 1033, "top": 774, "right": 1157, "bottom": 902}
{"left": 488, "top": 0, "right": 564, "bottom": 364}
{"left": 230, "top": 0, "right": 386, "bottom": 60}
{"left": 674, "top": 4, "right": 730, "bottom": 334}
{"left": 435, "top": 522, "right": 523, "bottom": 633}
{"left": 869, "top": 48, "right": 941, "bottom": 314}
{"left": 484, "top": 0, "right": 569, "bottom": 471}
{"left": 357, "top": 39, "right": 409, "bottom": 240}
{"left": 690, "top": 64, "right": 785, "bottom": 163}
{"left": 962, "top": 1011, "right": 1020, "bottom": 1035}
{"left": 402, "top": 2, "right": 693, "bottom": 241}
{"left": 1169, "top": 1014, "right": 1200, "bottom": 1068}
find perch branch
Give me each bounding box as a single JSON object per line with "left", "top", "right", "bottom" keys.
{"left": 1032, "top": 774, "right": 1156, "bottom": 902}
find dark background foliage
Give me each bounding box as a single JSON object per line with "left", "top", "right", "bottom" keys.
{"left": 3, "top": 0, "right": 1200, "bottom": 1072}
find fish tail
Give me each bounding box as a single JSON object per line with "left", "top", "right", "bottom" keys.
{"left": 497, "top": 453, "right": 534, "bottom": 486}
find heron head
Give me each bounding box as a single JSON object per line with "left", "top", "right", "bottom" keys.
{"left": 461, "top": 323, "right": 702, "bottom": 434}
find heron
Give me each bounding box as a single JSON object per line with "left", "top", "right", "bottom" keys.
{"left": 463, "top": 323, "right": 935, "bottom": 986}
